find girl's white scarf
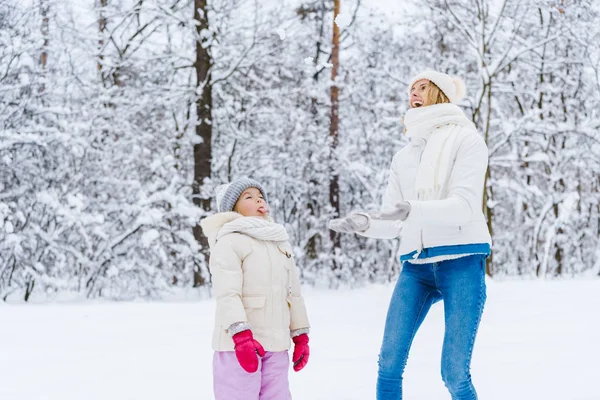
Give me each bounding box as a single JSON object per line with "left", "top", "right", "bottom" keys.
{"left": 404, "top": 103, "right": 476, "bottom": 200}
{"left": 216, "top": 216, "right": 289, "bottom": 243}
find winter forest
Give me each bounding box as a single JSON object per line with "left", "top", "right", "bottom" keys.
{"left": 1, "top": 0, "right": 599, "bottom": 302}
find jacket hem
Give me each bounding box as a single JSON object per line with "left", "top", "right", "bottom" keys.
{"left": 400, "top": 242, "right": 491, "bottom": 262}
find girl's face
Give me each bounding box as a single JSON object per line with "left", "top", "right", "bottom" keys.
{"left": 233, "top": 187, "right": 269, "bottom": 217}
{"left": 409, "top": 79, "right": 430, "bottom": 108}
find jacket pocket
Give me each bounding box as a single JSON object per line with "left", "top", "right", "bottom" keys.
{"left": 242, "top": 295, "right": 266, "bottom": 309}
{"left": 243, "top": 295, "right": 267, "bottom": 329}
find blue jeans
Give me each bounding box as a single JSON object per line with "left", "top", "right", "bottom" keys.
{"left": 376, "top": 254, "right": 487, "bottom": 400}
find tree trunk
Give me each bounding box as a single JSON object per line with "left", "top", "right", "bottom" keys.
{"left": 329, "top": 0, "right": 341, "bottom": 261}
{"left": 39, "top": 0, "right": 49, "bottom": 93}
{"left": 483, "top": 166, "right": 493, "bottom": 276}
{"left": 483, "top": 81, "right": 494, "bottom": 276}
{"left": 192, "top": 0, "right": 213, "bottom": 287}
{"left": 306, "top": 5, "right": 325, "bottom": 263}
{"left": 97, "top": 0, "right": 107, "bottom": 77}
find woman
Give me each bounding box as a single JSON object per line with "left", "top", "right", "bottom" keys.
{"left": 329, "top": 70, "right": 492, "bottom": 400}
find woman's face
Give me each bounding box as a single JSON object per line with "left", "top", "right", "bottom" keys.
{"left": 409, "top": 79, "right": 430, "bottom": 108}
{"left": 233, "top": 187, "right": 269, "bottom": 217}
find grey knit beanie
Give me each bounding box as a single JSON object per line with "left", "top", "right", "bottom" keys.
{"left": 215, "top": 178, "right": 268, "bottom": 212}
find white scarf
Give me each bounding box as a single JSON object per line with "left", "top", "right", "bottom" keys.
{"left": 216, "top": 216, "right": 289, "bottom": 243}
{"left": 404, "top": 103, "right": 476, "bottom": 200}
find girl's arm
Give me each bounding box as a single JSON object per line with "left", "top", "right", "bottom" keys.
{"left": 210, "top": 235, "right": 248, "bottom": 333}
{"left": 406, "top": 134, "right": 488, "bottom": 227}
{"left": 288, "top": 255, "right": 310, "bottom": 336}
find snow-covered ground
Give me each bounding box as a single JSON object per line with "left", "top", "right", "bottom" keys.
{"left": 1, "top": 279, "right": 599, "bottom": 400}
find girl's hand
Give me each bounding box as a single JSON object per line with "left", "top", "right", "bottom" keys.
{"left": 232, "top": 330, "right": 265, "bottom": 373}
{"left": 292, "top": 333, "right": 310, "bottom": 372}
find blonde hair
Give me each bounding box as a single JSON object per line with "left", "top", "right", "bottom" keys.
{"left": 423, "top": 81, "right": 450, "bottom": 106}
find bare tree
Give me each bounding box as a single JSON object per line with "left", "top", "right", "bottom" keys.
{"left": 329, "top": 0, "right": 341, "bottom": 262}
{"left": 97, "top": 0, "right": 107, "bottom": 80}
{"left": 39, "top": 0, "right": 49, "bottom": 93}
{"left": 192, "top": 0, "right": 213, "bottom": 286}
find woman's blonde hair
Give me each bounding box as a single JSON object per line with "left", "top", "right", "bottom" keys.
{"left": 423, "top": 81, "right": 450, "bottom": 106}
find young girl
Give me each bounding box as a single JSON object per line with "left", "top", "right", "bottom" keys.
{"left": 330, "top": 70, "right": 491, "bottom": 400}
{"left": 200, "top": 178, "right": 310, "bottom": 400}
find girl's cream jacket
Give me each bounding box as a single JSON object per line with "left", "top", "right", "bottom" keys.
{"left": 200, "top": 212, "right": 310, "bottom": 352}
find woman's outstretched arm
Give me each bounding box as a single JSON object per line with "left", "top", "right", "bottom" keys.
{"left": 355, "top": 155, "right": 406, "bottom": 240}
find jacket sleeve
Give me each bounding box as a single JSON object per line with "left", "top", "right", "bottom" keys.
{"left": 406, "top": 133, "right": 488, "bottom": 227}
{"left": 288, "top": 255, "right": 310, "bottom": 331}
{"left": 356, "top": 154, "right": 405, "bottom": 240}
{"left": 209, "top": 235, "right": 248, "bottom": 330}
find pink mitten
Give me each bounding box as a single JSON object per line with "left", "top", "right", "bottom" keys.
{"left": 232, "top": 330, "right": 265, "bottom": 373}
{"left": 292, "top": 334, "right": 310, "bottom": 372}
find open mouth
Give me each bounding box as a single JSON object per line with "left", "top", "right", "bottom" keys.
{"left": 257, "top": 206, "right": 268, "bottom": 214}
{"left": 412, "top": 100, "right": 423, "bottom": 108}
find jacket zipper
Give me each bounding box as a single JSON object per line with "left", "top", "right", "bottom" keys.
{"left": 266, "top": 243, "right": 276, "bottom": 345}
{"left": 413, "top": 229, "right": 424, "bottom": 259}
{"left": 278, "top": 246, "right": 293, "bottom": 297}
{"left": 414, "top": 142, "right": 426, "bottom": 259}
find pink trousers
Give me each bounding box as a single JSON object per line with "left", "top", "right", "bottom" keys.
{"left": 213, "top": 351, "right": 292, "bottom": 400}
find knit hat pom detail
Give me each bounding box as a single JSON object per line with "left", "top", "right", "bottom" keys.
{"left": 452, "top": 77, "right": 466, "bottom": 102}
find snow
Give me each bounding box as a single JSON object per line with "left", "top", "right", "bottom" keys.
{"left": 318, "top": 62, "right": 334, "bottom": 69}
{"left": 1, "top": 279, "right": 599, "bottom": 400}
{"left": 334, "top": 13, "right": 352, "bottom": 29}
{"left": 275, "top": 27, "right": 286, "bottom": 40}
{"left": 140, "top": 229, "right": 160, "bottom": 247}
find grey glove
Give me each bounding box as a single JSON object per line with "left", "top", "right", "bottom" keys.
{"left": 328, "top": 213, "right": 370, "bottom": 234}
{"left": 371, "top": 202, "right": 411, "bottom": 221}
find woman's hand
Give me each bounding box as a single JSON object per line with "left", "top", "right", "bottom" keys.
{"left": 371, "top": 202, "right": 411, "bottom": 221}
{"left": 328, "top": 213, "right": 370, "bottom": 233}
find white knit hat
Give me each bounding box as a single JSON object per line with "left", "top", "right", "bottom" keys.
{"left": 408, "top": 70, "right": 466, "bottom": 104}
